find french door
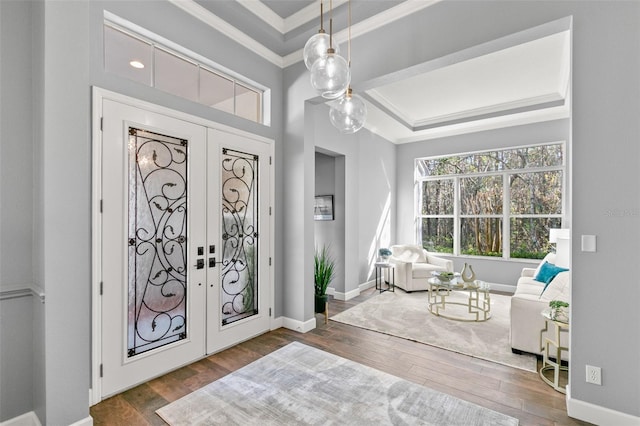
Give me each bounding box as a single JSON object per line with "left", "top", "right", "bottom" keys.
{"left": 98, "top": 98, "right": 271, "bottom": 399}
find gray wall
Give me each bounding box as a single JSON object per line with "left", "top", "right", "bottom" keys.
{"left": 31, "top": 0, "right": 46, "bottom": 421}
{"left": 0, "top": 296, "right": 34, "bottom": 421}
{"left": 0, "top": 0, "right": 35, "bottom": 421}
{"left": 283, "top": 0, "right": 639, "bottom": 419}
{"left": 41, "top": 2, "right": 91, "bottom": 424}
{"left": 310, "top": 104, "right": 396, "bottom": 292}
{"left": 396, "top": 119, "right": 571, "bottom": 287}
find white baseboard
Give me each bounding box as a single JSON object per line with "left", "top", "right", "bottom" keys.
{"left": 277, "top": 281, "right": 376, "bottom": 332}
{"left": 327, "top": 281, "right": 376, "bottom": 302}
{"left": 0, "top": 412, "right": 42, "bottom": 426}
{"left": 566, "top": 385, "right": 640, "bottom": 425}
{"left": 69, "top": 416, "right": 93, "bottom": 426}
{"left": 359, "top": 280, "right": 376, "bottom": 292}
{"left": 280, "top": 316, "right": 316, "bottom": 333}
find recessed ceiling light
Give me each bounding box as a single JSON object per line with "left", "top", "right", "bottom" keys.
{"left": 129, "top": 60, "right": 145, "bottom": 69}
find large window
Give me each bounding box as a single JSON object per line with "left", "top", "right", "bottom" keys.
{"left": 416, "top": 143, "right": 565, "bottom": 260}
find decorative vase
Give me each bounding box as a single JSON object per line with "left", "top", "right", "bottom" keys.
{"left": 314, "top": 294, "right": 328, "bottom": 313}
{"left": 551, "top": 307, "right": 569, "bottom": 323}
{"left": 461, "top": 263, "right": 476, "bottom": 283}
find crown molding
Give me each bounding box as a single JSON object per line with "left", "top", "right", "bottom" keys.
{"left": 284, "top": 0, "right": 348, "bottom": 33}
{"left": 169, "top": 0, "right": 284, "bottom": 67}
{"left": 236, "top": 0, "right": 286, "bottom": 33}
{"left": 236, "top": 0, "right": 349, "bottom": 35}
{"left": 172, "top": 0, "right": 440, "bottom": 69}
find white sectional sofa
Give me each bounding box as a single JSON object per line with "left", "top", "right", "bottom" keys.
{"left": 389, "top": 244, "right": 453, "bottom": 292}
{"left": 510, "top": 253, "right": 571, "bottom": 359}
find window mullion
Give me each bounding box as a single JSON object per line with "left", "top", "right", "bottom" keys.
{"left": 454, "top": 176, "right": 460, "bottom": 256}
{"left": 503, "top": 172, "right": 510, "bottom": 260}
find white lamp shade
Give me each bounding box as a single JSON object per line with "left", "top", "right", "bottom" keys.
{"left": 310, "top": 52, "right": 350, "bottom": 99}
{"left": 329, "top": 92, "right": 367, "bottom": 133}
{"left": 549, "top": 228, "right": 570, "bottom": 243}
{"left": 303, "top": 33, "right": 339, "bottom": 70}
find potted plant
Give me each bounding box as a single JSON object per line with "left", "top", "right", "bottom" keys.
{"left": 378, "top": 247, "right": 392, "bottom": 262}
{"left": 549, "top": 300, "right": 569, "bottom": 323}
{"left": 314, "top": 245, "right": 336, "bottom": 313}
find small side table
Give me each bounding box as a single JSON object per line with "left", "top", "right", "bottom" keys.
{"left": 374, "top": 262, "right": 395, "bottom": 293}
{"left": 539, "top": 307, "right": 569, "bottom": 393}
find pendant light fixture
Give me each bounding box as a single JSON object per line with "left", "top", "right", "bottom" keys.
{"left": 309, "top": 0, "right": 350, "bottom": 99}
{"left": 303, "top": 0, "right": 340, "bottom": 70}
{"left": 329, "top": 87, "right": 367, "bottom": 133}
{"left": 329, "top": 0, "right": 366, "bottom": 133}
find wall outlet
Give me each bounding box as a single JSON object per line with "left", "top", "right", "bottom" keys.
{"left": 586, "top": 365, "right": 602, "bottom": 385}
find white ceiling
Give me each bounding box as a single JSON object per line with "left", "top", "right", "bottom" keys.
{"left": 171, "top": 1, "right": 572, "bottom": 143}
{"left": 364, "top": 30, "right": 571, "bottom": 143}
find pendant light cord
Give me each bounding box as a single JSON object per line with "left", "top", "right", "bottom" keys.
{"left": 348, "top": 0, "right": 352, "bottom": 68}
{"left": 329, "top": 0, "right": 333, "bottom": 50}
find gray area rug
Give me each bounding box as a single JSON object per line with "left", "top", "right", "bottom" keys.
{"left": 157, "top": 342, "right": 518, "bottom": 425}
{"left": 331, "top": 290, "right": 537, "bottom": 372}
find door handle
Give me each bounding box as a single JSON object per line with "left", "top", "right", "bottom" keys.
{"left": 209, "top": 257, "right": 216, "bottom": 268}
{"left": 194, "top": 259, "right": 204, "bottom": 269}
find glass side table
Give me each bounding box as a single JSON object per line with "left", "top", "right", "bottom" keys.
{"left": 539, "top": 307, "right": 569, "bottom": 393}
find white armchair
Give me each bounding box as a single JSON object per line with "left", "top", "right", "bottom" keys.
{"left": 389, "top": 244, "right": 453, "bottom": 292}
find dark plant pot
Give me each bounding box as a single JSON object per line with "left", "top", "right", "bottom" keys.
{"left": 314, "top": 294, "right": 328, "bottom": 313}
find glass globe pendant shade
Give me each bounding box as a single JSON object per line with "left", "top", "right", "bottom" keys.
{"left": 329, "top": 89, "right": 367, "bottom": 133}
{"left": 310, "top": 51, "right": 350, "bottom": 99}
{"left": 303, "top": 32, "right": 340, "bottom": 70}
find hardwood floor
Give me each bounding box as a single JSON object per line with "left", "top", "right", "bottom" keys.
{"left": 90, "top": 288, "right": 590, "bottom": 425}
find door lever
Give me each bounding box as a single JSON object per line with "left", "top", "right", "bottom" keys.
{"left": 194, "top": 259, "right": 204, "bottom": 269}
{"left": 209, "top": 257, "right": 216, "bottom": 268}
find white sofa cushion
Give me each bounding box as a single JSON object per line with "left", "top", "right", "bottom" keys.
{"left": 412, "top": 263, "right": 444, "bottom": 278}
{"left": 391, "top": 244, "right": 427, "bottom": 263}
{"left": 539, "top": 271, "right": 570, "bottom": 302}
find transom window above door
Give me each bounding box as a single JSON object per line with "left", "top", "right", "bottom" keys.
{"left": 103, "top": 14, "right": 268, "bottom": 125}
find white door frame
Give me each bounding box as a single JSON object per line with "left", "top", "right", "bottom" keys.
{"left": 90, "top": 87, "right": 275, "bottom": 405}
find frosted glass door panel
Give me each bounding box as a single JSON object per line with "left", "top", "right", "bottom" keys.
{"left": 127, "top": 128, "right": 188, "bottom": 357}
{"left": 220, "top": 148, "right": 259, "bottom": 325}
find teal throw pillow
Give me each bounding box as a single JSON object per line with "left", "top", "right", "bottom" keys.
{"left": 534, "top": 261, "right": 569, "bottom": 288}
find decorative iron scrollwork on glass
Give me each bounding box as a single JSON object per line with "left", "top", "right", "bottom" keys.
{"left": 220, "top": 148, "right": 259, "bottom": 325}
{"left": 127, "top": 127, "right": 189, "bottom": 357}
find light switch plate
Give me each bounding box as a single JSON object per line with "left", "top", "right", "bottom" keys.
{"left": 581, "top": 235, "right": 596, "bottom": 252}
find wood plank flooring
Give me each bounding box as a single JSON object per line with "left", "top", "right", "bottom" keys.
{"left": 90, "top": 288, "right": 591, "bottom": 425}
